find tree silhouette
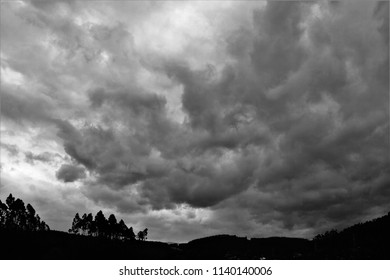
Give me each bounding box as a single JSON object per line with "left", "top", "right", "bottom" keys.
{"left": 108, "top": 214, "right": 118, "bottom": 239}
{"left": 81, "top": 213, "right": 88, "bottom": 235}
{"left": 5, "top": 194, "right": 16, "bottom": 229}
{"left": 143, "top": 228, "right": 148, "bottom": 240}
{"left": 69, "top": 213, "right": 81, "bottom": 234}
{"left": 86, "top": 213, "right": 95, "bottom": 236}
{"left": 137, "top": 228, "right": 148, "bottom": 241}
{"left": 0, "top": 194, "right": 50, "bottom": 232}
{"left": 0, "top": 200, "right": 8, "bottom": 229}
{"left": 68, "top": 210, "right": 141, "bottom": 241}
{"left": 95, "top": 210, "right": 108, "bottom": 237}
{"left": 26, "top": 203, "right": 36, "bottom": 231}
{"left": 6, "top": 194, "right": 15, "bottom": 208}
{"left": 127, "top": 226, "right": 136, "bottom": 241}
{"left": 117, "top": 219, "right": 128, "bottom": 240}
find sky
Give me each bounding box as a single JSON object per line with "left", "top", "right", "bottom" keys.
{"left": 0, "top": 0, "right": 389, "bottom": 243}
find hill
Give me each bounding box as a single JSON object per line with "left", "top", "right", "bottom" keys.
{"left": 311, "top": 212, "right": 390, "bottom": 259}
{"left": 0, "top": 212, "right": 389, "bottom": 259}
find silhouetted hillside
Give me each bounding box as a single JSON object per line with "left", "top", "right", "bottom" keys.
{"left": 181, "top": 235, "right": 311, "bottom": 259}
{"left": 0, "top": 229, "right": 183, "bottom": 260}
{"left": 311, "top": 212, "right": 390, "bottom": 259}
{"left": 1, "top": 212, "right": 389, "bottom": 259}
{"left": 183, "top": 235, "right": 252, "bottom": 259}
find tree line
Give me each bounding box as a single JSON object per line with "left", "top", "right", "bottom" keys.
{"left": 68, "top": 211, "right": 148, "bottom": 241}
{"left": 0, "top": 194, "right": 149, "bottom": 242}
{"left": 0, "top": 194, "right": 50, "bottom": 232}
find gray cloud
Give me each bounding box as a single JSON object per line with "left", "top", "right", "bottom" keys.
{"left": 57, "top": 0, "right": 389, "bottom": 229}
{"left": 251, "top": 1, "right": 309, "bottom": 88}
{"left": 0, "top": 86, "right": 53, "bottom": 125}
{"left": 54, "top": 119, "right": 164, "bottom": 186}
{"left": 1, "top": 0, "right": 388, "bottom": 241}
{"left": 56, "top": 164, "right": 86, "bottom": 183}
{"left": 25, "top": 151, "right": 61, "bottom": 165}
{"left": 88, "top": 87, "right": 167, "bottom": 116}
{"left": 1, "top": 143, "right": 19, "bottom": 157}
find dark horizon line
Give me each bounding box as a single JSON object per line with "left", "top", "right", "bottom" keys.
{"left": 48, "top": 210, "right": 390, "bottom": 245}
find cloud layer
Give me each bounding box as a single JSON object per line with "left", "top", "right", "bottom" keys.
{"left": 1, "top": 0, "right": 389, "bottom": 242}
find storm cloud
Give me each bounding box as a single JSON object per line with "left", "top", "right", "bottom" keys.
{"left": 56, "top": 164, "right": 86, "bottom": 183}
{"left": 0, "top": 0, "right": 388, "bottom": 242}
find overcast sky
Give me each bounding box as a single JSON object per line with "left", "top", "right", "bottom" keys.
{"left": 0, "top": 0, "right": 389, "bottom": 243}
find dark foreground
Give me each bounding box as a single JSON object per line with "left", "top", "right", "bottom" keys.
{"left": 1, "top": 212, "right": 389, "bottom": 260}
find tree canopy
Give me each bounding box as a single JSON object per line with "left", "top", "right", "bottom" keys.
{"left": 137, "top": 228, "right": 148, "bottom": 241}
{"left": 0, "top": 194, "right": 50, "bottom": 232}
{"left": 68, "top": 210, "right": 141, "bottom": 241}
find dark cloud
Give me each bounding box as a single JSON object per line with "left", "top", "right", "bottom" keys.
{"left": 88, "top": 87, "right": 166, "bottom": 116}
{"left": 1, "top": 0, "right": 389, "bottom": 241}
{"left": 81, "top": 183, "right": 149, "bottom": 214}
{"left": 141, "top": 151, "right": 259, "bottom": 209}
{"left": 53, "top": 0, "right": 388, "bottom": 223}
{"left": 251, "top": 1, "right": 309, "bottom": 88}
{"left": 56, "top": 164, "right": 86, "bottom": 183}
{"left": 55, "top": 119, "right": 157, "bottom": 186}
